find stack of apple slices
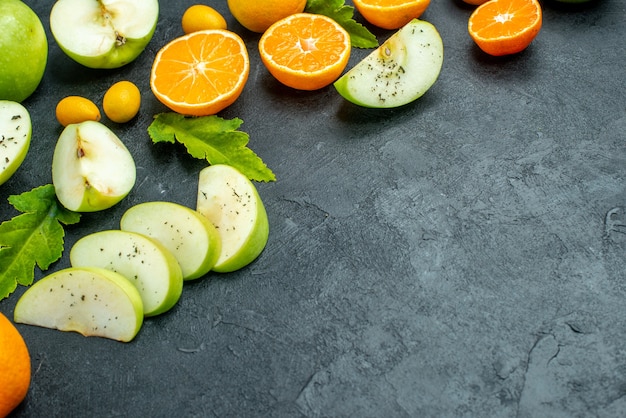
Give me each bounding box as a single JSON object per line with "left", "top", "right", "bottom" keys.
{"left": 14, "top": 165, "right": 269, "bottom": 342}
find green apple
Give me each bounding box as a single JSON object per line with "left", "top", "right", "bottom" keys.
{"left": 52, "top": 120, "right": 136, "bottom": 212}
{"left": 14, "top": 267, "right": 144, "bottom": 342}
{"left": 196, "top": 164, "right": 269, "bottom": 273}
{"left": 334, "top": 19, "right": 444, "bottom": 108}
{"left": 0, "top": 101, "right": 31, "bottom": 186}
{"left": 0, "top": 0, "right": 48, "bottom": 102}
{"left": 50, "top": 0, "right": 159, "bottom": 69}
{"left": 120, "top": 201, "right": 222, "bottom": 280}
{"left": 70, "top": 230, "right": 184, "bottom": 317}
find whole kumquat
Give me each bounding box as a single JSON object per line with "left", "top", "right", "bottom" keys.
{"left": 55, "top": 96, "right": 101, "bottom": 126}
{"left": 103, "top": 81, "right": 141, "bottom": 123}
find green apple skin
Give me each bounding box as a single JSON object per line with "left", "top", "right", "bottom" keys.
{"left": 196, "top": 164, "right": 269, "bottom": 273}
{"left": 14, "top": 267, "right": 144, "bottom": 342}
{"left": 0, "top": 0, "right": 48, "bottom": 102}
{"left": 0, "top": 101, "right": 31, "bottom": 186}
{"left": 70, "top": 230, "right": 184, "bottom": 317}
{"left": 120, "top": 201, "right": 222, "bottom": 280}
{"left": 334, "top": 19, "right": 444, "bottom": 109}
{"left": 52, "top": 121, "right": 136, "bottom": 212}
{"left": 50, "top": 0, "right": 159, "bottom": 69}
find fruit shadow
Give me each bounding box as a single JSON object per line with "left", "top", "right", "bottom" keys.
{"left": 334, "top": 92, "right": 437, "bottom": 133}
{"left": 468, "top": 42, "right": 540, "bottom": 82}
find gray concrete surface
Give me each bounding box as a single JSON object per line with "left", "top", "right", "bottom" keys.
{"left": 1, "top": 0, "right": 625, "bottom": 416}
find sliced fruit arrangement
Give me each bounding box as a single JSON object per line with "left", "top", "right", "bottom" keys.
{"left": 14, "top": 267, "right": 144, "bottom": 342}
{"left": 51, "top": 121, "right": 136, "bottom": 212}
{"left": 334, "top": 19, "right": 444, "bottom": 108}
{"left": 1, "top": 0, "right": 553, "bottom": 345}
{"left": 353, "top": 0, "right": 431, "bottom": 30}
{"left": 120, "top": 201, "right": 222, "bottom": 280}
{"left": 0, "top": 101, "right": 31, "bottom": 186}
{"left": 69, "top": 230, "right": 184, "bottom": 317}
{"left": 259, "top": 13, "right": 351, "bottom": 91}
{"left": 468, "top": 0, "right": 543, "bottom": 56}
{"left": 196, "top": 164, "right": 269, "bottom": 273}
{"left": 50, "top": 0, "right": 159, "bottom": 69}
{"left": 150, "top": 29, "right": 250, "bottom": 116}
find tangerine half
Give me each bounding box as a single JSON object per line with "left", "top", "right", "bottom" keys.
{"left": 468, "top": 0, "right": 542, "bottom": 56}
{"left": 258, "top": 13, "right": 351, "bottom": 91}
{"left": 150, "top": 30, "right": 249, "bottom": 116}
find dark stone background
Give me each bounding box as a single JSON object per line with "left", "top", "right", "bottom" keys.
{"left": 1, "top": 0, "right": 625, "bottom": 416}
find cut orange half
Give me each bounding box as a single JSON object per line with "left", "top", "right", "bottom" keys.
{"left": 258, "top": 13, "right": 351, "bottom": 91}
{"left": 468, "top": 0, "right": 542, "bottom": 56}
{"left": 150, "top": 30, "right": 249, "bottom": 116}
{"left": 353, "top": 0, "right": 431, "bottom": 30}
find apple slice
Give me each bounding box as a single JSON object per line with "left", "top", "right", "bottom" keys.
{"left": 196, "top": 164, "right": 269, "bottom": 273}
{"left": 120, "top": 201, "right": 221, "bottom": 280}
{"left": 50, "top": 0, "right": 159, "bottom": 69}
{"left": 334, "top": 19, "right": 444, "bottom": 108}
{"left": 70, "top": 230, "right": 184, "bottom": 317}
{"left": 14, "top": 267, "right": 143, "bottom": 342}
{"left": 0, "top": 101, "right": 31, "bottom": 185}
{"left": 51, "top": 120, "right": 136, "bottom": 212}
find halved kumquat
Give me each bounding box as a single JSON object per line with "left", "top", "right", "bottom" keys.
{"left": 150, "top": 30, "right": 249, "bottom": 116}
{"left": 468, "top": 0, "right": 542, "bottom": 56}
{"left": 258, "top": 13, "right": 351, "bottom": 91}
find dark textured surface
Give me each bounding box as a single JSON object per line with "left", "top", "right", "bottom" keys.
{"left": 1, "top": 0, "right": 625, "bottom": 416}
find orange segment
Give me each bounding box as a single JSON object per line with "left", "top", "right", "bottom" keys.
{"left": 468, "top": 0, "right": 542, "bottom": 56}
{"left": 258, "top": 13, "right": 351, "bottom": 91}
{"left": 150, "top": 30, "right": 249, "bottom": 116}
{"left": 353, "top": 0, "right": 431, "bottom": 30}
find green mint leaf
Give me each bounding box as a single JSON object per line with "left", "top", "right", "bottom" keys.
{"left": 148, "top": 113, "right": 276, "bottom": 183}
{"left": 0, "top": 184, "right": 80, "bottom": 300}
{"left": 306, "top": 0, "right": 378, "bottom": 49}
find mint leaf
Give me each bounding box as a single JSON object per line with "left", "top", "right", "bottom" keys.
{"left": 306, "top": 0, "right": 378, "bottom": 49}
{"left": 148, "top": 113, "right": 276, "bottom": 183}
{"left": 0, "top": 184, "right": 80, "bottom": 300}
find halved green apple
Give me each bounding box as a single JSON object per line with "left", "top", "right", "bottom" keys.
{"left": 14, "top": 267, "right": 144, "bottom": 342}
{"left": 196, "top": 164, "right": 269, "bottom": 273}
{"left": 120, "top": 201, "right": 221, "bottom": 280}
{"left": 0, "top": 100, "right": 31, "bottom": 185}
{"left": 50, "top": 0, "right": 159, "bottom": 69}
{"left": 70, "top": 230, "right": 184, "bottom": 317}
{"left": 51, "top": 120, "right": 136, "bottom": 212}
{"left": 334, "top": 19, "right": 444, "bottom": 108}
